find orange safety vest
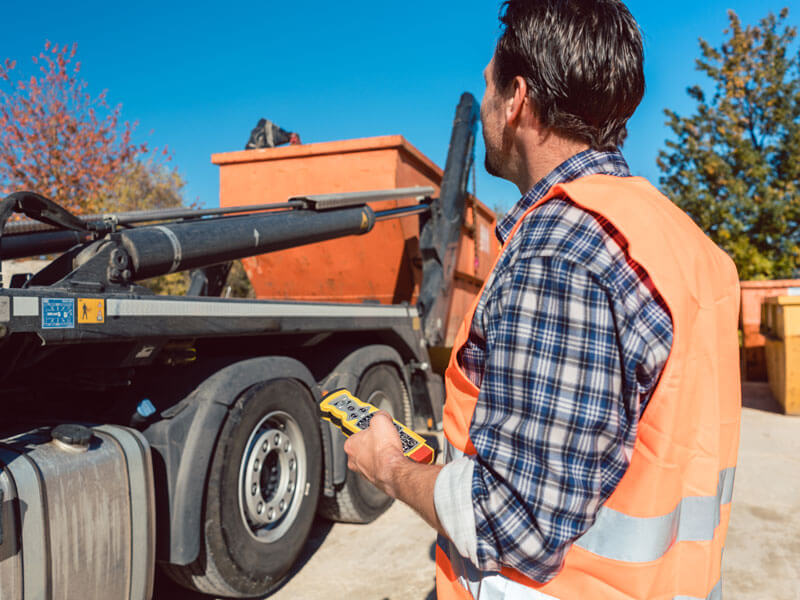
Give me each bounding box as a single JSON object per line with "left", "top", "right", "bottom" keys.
{"left": 436, "top": 174, "right": 741, "bottom": 600}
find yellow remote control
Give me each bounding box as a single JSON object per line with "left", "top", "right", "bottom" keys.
{"left": 320, "top": 389, "right": 435, "bottom": 464}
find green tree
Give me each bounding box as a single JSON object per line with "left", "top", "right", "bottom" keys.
{"left": 658, "top": 8, "right": 800, "bottom": 280}
{"left": 101, "top": 160, "right": 185, "bottom": 213}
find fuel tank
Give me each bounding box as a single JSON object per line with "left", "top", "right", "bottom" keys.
{"left": 0, "top": 424, "right": 155, "bottom": 600}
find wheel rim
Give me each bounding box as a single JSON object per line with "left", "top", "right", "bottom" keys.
{"left": 238, "top": 410, "right": 307, "bottom": 543}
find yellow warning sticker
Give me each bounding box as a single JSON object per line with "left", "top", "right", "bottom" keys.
{"left": 78, "top": 299, "right": 105, "bottom": 324}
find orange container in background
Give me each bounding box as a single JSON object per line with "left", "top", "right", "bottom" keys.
{"left": 739, "top": 279, "right": 800, "bottom": 381}
{"left": 212, "top": 135, "right": 500, "bottom": 347}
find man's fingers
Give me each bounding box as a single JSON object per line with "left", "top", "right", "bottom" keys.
{"left": 344, "top": 434, "right": 360, "bottom": 469}
{"left": 342, "top": 410, "right": 402, "bottom": 473}
{"left": 343, "top": 429, "right": 364, "bottom": 455}
{"left": 369, "top": 410, "right": 394, "bottom": 427}
{"left": 340, "top": 409, "right": 407, "bottom": 496}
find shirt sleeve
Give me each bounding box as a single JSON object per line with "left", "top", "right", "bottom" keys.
{"left": 452, "top": 252, "right": 635, "bottom": 582}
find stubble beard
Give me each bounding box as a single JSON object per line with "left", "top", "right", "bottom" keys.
{"left": 483, "top": 125, "right": 512, "bottom": 181}
{"left": 484, "top": 145, "right": 502, "bottom": 178}
{"left": 482, "top": 119, "right": 505, "bottom": 179}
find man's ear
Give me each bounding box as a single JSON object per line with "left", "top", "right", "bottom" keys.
{"left": 505, "top": 75, "right": 529, "bottom": 126}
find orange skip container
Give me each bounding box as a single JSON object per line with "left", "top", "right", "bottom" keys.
{"left": 212, "top": 135, "right": 500, "bottom": 348}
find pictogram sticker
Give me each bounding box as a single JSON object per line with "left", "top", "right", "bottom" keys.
{"left": 78, "top": 299, "right": 105, "bottom": 324}
{"left": 42, "top": 298, "right": 75, "bottom": 329}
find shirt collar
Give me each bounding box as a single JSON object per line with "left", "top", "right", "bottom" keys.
{"left": 495, "top": 148, "right": 631, "bottom": 244}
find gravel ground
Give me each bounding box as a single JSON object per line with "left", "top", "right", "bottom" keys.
{"left": 722, "top": 383, "right": 800, "bottom": 600}
{"left": 155, "top": 382, "right": 800, "bottom": 600}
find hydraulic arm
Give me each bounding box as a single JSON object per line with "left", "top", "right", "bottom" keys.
{"left": 0, "top": 187, "right": 433, "bottom": 292}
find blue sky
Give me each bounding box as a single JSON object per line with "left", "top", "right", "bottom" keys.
{"left": 2, "top": 1, "right": 797, "bottom": 212}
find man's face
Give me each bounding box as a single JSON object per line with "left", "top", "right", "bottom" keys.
{"left": 480, "top": 56, "right": 508, "bottom": 179}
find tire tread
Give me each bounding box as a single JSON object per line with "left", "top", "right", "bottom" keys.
{"left": 318, "top": 364, "right": 411, "bottom": 524}
{"left": 163, "top": 379, "right": 321, "bottom": 598}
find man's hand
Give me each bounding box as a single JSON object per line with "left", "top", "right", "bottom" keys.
{"left": 343, "top": 411, "right": 406, "bottom": 498}
{"left": 343, "top": 410, "right": 446, "bottom": 535}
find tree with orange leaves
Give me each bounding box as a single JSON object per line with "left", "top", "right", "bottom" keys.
{"left": 0, "top": 41, "right": 182, "bottom": 215}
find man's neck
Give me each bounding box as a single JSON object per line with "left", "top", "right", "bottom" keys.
{"left": 514, "top": 135, "right": 591, "bottom": 195}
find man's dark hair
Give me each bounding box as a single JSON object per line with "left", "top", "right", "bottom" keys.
{"left": 494, "top": 0, "right": 644, "bottom": 150}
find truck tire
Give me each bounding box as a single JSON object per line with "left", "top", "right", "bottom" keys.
{"left": 163, "top": 378, "right": 322, "bottom": 597}
{"left": 319, "top": 364, "right": 411, "bottom": 524}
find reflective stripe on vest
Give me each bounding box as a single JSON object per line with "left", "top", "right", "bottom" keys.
{"left": 436, "top": 175, "right": 741, "bottom": 600}
{"left": 575, "top": 466, "right": 735, "bottom": 562}
{"left": 439, "top": 442, "right": 733, "bottom": 599}
{"left": 439, "top": 536, "right": 724, "bottom": 600}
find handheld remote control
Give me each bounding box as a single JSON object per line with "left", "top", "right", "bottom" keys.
{"left": 320, "top": 389, "right": 435, "bottom": 464}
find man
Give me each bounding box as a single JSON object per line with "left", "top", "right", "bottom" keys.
{"left": 344, "top": 1, "right": 741, "bottom": 599}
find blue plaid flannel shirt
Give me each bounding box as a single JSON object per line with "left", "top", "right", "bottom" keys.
{"left": 433, "top": 149, "right": 674, "bottom": 582}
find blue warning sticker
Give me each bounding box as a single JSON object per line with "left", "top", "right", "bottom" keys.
{"left": 42, "top": 298, "right": 75, "bottom": 329}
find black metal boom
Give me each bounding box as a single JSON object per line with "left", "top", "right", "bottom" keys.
{"left": 0, "top": 187, "right": 435, "bottom": 292}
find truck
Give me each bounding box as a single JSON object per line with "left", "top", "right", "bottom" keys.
{"left": 0, "top": 93, "right": 498, "bottom": 599}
